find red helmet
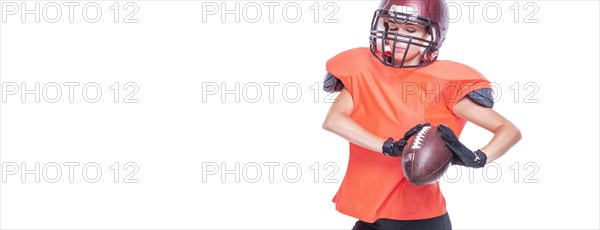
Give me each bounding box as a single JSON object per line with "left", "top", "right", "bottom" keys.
{"left": 369, "top": 0, "right": 449, "bottom": 68}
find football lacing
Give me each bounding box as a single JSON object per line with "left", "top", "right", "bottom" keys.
{"left": 411, "top": 126, "right": 431, "bottom": 150}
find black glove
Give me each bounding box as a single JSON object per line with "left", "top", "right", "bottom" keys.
{"left": 437, "top": 124, "right": 487, "bottom": 168}
{"left": 382, "top": 122, "right": 431, "bottom": 157}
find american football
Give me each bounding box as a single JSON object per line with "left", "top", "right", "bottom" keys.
{"left": 402, "top": 125, "right": 453, "bottom": 186}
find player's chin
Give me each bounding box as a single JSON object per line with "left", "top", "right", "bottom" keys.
{"left": 392, "top": 58, "right": 409, "bottom": 64}
{"left": 396, "top": 52, "right": 421, "bottom": 60}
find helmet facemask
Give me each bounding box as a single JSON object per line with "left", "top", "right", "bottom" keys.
{"left": 369, "top": 9, "right": 441, "bottom": 68}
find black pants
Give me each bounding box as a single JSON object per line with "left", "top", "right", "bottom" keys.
{"left": 352, "top": 212, "right": 452, "bottom": 230}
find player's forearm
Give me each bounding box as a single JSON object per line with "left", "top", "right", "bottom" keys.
{"left": 322, "top": 112, "right": 385, "bottom": 154}
{"left": 480, "top": 122, "right": 522, "bottom": 163}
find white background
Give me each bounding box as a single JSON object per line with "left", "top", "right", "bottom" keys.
{"left": 0, "top": 0, "right": 598, "bottom": 229}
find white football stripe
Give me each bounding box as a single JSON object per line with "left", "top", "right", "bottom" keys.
{"left": 411, "top": 126, "right": 431, "bottom": 150}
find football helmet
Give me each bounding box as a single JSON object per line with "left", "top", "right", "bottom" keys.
{"left": 369, "top": 0, "right": 449, "bottom": 68}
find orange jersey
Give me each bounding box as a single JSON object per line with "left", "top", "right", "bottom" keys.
{"left": 325, "top": 47, "right": 491, "bottom": 223}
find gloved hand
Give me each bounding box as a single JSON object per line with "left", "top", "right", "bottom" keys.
{"left": 382, "top": 122, "right": 431, "bottom": 157}
{"left": 437, "top": 124, "right": 487, "bottom": 168}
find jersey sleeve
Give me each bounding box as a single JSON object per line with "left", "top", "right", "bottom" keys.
{"left": 324, "top": 48, "right": 367, "bottom": 95}
{"left": 438, "top": 61, "right": 493, "bottom": 112}
{"left": 323, "top": 71, "right": 345, "bottom": 93}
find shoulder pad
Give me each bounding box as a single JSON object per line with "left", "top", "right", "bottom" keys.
{"left": 326, "top": 47, "right": 372, "bottom": 78}
{"left": 467, "top": 88, "right": 494, "bottom": 108}
{"left": 323, "top": 71, "right": 344, "bottom": 93}
{"left": 427, "top": 60, "right": 487, "bottom": 81}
